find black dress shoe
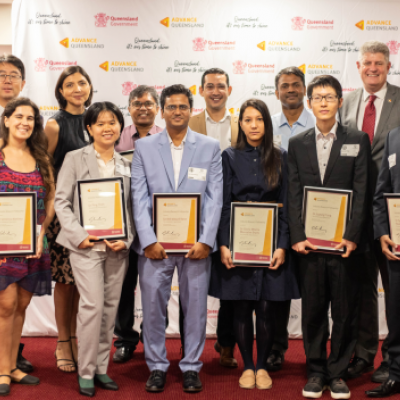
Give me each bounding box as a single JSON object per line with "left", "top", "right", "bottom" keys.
{"left": 145, "top": 370, "right": 166, "bottom": 392}
{"left": 0, "top": 375, "right": 10, "bottom": 397}
{"left": 17, "top": 343, "right": 33, "bottom": 373}
{"left": 112, "top": 346, "right": 134, "bottom": 363}
{"left": 347, "top": 357, "right": 374, "bottom": 379}
{"left": 94, "top": 375, "right": 118, "bottom": 391}
{"left": 366, "top": 379, "right": 400, "bottom": 397}
{"left": 266, "top": 350, "right": 284, "bottom": 372}
{"left": 183, "top": 371, "right": 202, "bottom": 393}
{"left": 78, "top": 376, "right": 95, "bottom": 397}
{"left": 372, "top": 362, "right": 390, "bottom": 384}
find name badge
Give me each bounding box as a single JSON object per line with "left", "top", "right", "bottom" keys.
{"left": 116, "top": 164, "right": 131, "bottom": 177}
{"left": 340, "top": 144, "right": 359, "bottom": 157}
{"left": 389, "top": 153, "right": 396, "bottom": 169}
{"left": 273, "top": 134, "right": 282, "bottom": 147}
{"left": 188, "top": 167, "right": 207, "bottom": 181}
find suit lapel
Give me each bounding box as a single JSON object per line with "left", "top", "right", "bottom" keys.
{"left": 157, "top": 130, "right": 175, "bottom": 190}
{"left": 84, "top": 144, "right": 101, "bottom": 179}
{"left": 346, "top": 89, "right": 362, "bottom": 130}
{"left": 197, "top": 111, "right": 207, "bottom": 135}
{"left": 322, "top": 124, "right": 346, "bottom": 185}
{"left": 304, "top": 129, "right": 322, "bottom": 186}
{"left": 177, "top": 129, "right": 197, "bottom": 189}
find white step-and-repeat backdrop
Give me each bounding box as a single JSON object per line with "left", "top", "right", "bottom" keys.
{"left": 12, "top": 0, "right": 397, "bottom": 337}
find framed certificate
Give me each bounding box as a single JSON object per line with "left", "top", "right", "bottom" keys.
{"left": 302, "top": 186, "right": 353, "bottom": 254}
{"left": 119, "top": 149, "right": 134, "bottom": 162}
{"left": 78, "top": 177, "right": 127, "bottom": 241}
{"left": 153, "top": 193, "right": 201, "bottom": 253}
{"left": 230, "top": 202, "right": 278, "bottom": 266}
{"left": 0, "top": 192, "right": 37, "bottom": 257}
{"left": 384, "top": 194, "right": 400, "bottom": 255}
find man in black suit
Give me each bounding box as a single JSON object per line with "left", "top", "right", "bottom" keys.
{"left": 288, "top": 75, "right": 370, "bottom": 399}
{"left": 366, "top": 127, "right": 400, "bottom": 398}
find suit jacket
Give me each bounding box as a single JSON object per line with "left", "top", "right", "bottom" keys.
{"left": 288, "top": 124, "right": 371, "bottom": 247}
{"left": 54, "top": 144, "right": 135, "bottom": 257}
{"left": 339, "top": 82, "right": 400, "bottom": 190}
{"left": 131, "top": 128, "right": 223, "bottom": 255}
{"left": 189, "top": 110, "right": 239, "bottom": 147}
{"left": 373, "top": 126, "right": 400, "bottom": 239}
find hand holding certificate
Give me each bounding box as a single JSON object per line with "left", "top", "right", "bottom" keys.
{"left": 384, "top": 194, "right": 400, "bottom": 257}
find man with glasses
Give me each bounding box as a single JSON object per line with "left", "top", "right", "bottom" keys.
{"left": 131, "top": 84, "right": 223, "bottom": 393}
{"left": 189, "top": 68, "right": 238, "bottom": 368}
{"left": 0, "top": 54, "right": 34, "bottom": 374}
{"left": 288, "top": 75, "right": 370, "bottom": 399}
{"left": 113, "top": 85, "right": 163, "bottom": 363}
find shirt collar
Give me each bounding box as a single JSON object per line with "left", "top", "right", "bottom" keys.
{"left": 131, "top": 123, "right": 159, "bottom": 138}
{"left": 363, "top": 82, "right": 388, "bottom": 101}
{"left": 278, "top": 107, "right": 309, "bottom": 128}
{"left": 205, "top": 108, "right": 231, "bottom": 124}
{"left": 315, "top": 121, "right": 338, "bottom": 140}
{"left": 244, "top": 141, "right": 259, "bottom": 152}
{"left": 167, "top": 131, "right": 187, "bottom": 148}
{"left": 95, "top": 149, "right": 115, "bottom": 161}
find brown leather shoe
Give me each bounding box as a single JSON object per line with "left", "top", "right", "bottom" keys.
{"left": 255, "top": 369, "right": 272, "bottom": 390}
{"left": 239, "top": 369, "right": 256, "bottom": 389}
{"left": 214, "top": 342, "right": 238, "bottom": 368}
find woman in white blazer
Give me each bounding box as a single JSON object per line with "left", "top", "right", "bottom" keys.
{"left": 54, "top": 102, "right": 135, "bottom": 397}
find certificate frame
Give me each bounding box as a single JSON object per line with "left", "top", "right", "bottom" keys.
{"left": 384, "top": 193, "right": 400, "bottom": 255}
{"left": 302, "top": 186, "right": 353, "bottom": 254}
{"left": 0, "top": 192, "right": 37, "bottom": 257}
{"left": 119, "top": 149, "right": 134, "bottom": 162}
{"left": 77, "top": 177, "right": 127, "bottom": 241}
{"left": 229, "top": 202, "right": 278, "bottom": 267}
{"left": 153, "top": 193, "right": 201, "bottom": 253}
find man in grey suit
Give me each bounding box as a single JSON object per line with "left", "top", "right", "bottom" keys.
{"left": 339, "top": 40, "right": 400, "bottom": 383}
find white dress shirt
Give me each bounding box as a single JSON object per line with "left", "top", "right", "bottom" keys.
{"left": 315, "top": 122, "right": 338, "bottom": 182}
{"left": 357, "top": 82, "right": 387, "bottom": 133}
{"left": 205, "top": 109, "right": 231, "bottom": 151}
{"left": 93, "top": 150, "right": 115, "bottom": 251}
{"left": 168, "top": 132, "right": 187, "bottom": 190}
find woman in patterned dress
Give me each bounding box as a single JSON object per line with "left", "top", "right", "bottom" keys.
{"left": 44, "top": 66, "right": 93, "bottom": 372}
{"left": 0, "top": 97, "right": 55, "bottom": 395}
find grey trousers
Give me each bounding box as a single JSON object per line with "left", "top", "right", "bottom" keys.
{"left": 138, "top": 255, "right": 211, "bottom": 373}
{"left": 70, "top": 249, "right": 128, "bottom": 379}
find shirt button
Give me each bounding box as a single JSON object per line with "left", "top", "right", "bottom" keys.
{"left": 254, "top": 174, "right": 257, "bottom": 176}
{"left": 324, "top": 164, "right": 326, "bottom": 166}
{"left": 254, "top": 159, "right": 257, "bottom": 162}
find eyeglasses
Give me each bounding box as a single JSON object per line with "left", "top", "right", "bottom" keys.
{"left": 130, "top": 101, "right": 156, "bottom": 110}
{"left": 204, "top": 84, "right": 228, "bottom": 93}
{"left": 0, "top": 74, "right": 22, "bottom": 83}
{"left": 164, "top": 105, "right": 190, "bottom": 111}
{"left": 310, "top": 95, "right": 339, "bottom": 103}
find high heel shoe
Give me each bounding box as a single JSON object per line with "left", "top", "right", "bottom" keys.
{"left": 0, "top": 375, "right": 11, "bottom": 396}
{"left": 10, "top": 368, "right": 39, "bottom": 385}
{"left": 55, "top": 339, "right": 76, "bottom": 373}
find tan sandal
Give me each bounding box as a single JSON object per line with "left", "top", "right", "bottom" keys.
{"left": 239, "top": 369, "right": 256, "bottom": 389}
{"left": 256, "top": 369, "right": 272, "bottom": 390}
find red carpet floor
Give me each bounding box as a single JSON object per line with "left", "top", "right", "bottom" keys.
{"left": 11, "top": 338, "right": 384, "bottom": 399}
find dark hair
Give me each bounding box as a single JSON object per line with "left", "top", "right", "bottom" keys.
{"left": 274, "top": 66, "right": 305, "bottom": 90}
{"left": 201, "top": 68, "right": 230, "bottom": 88}
{"left": 0, "top": 54, "right": 25, "bottom": 80}
{"left": 160, "top": 84, "right": 193, "bottom": 110}
{"left": 236, "top": 99, "right": 281, "bottom": 188}
{"left": 84, "top": 102, "right": 125, "bottom": 146}
{"left": 128, "top": 85, "right": 159, "bottom": 106}
{"left": 55, "top": 66, "right": 93, "bottom": 109}
{"left": 307, "top": 75, "right": 343, "bottom": 100}
{"left": 0, "top": 97, "right": 54, "bottom": 201}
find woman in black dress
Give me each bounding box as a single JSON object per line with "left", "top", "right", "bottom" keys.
{"left": 209, "top": 99, "right": 299, "bottom": 390}
{"left": 44, "top": 66, "right": 93, "bottom": 372}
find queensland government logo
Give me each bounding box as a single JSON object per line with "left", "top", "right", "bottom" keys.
{"left": 292, "top": 16, "right": 334, "bottom": 30}
{"left": 233, "top": 60, "right": 274, "bottom": 74}
{"left": 355, "top": 20, "right": 398, "bottom": 31}
{"left": 160, "top": 17, "right": 204, "bottom": 28}
{"left": 192, "top": 37, "right": 235, "bottom": 51}
{"left": 34, "top": 58, "right": 77, "bottom": 72}
{"left": 387, "top": 41, "right": 400, "bottom": 55}
{"left": 94, "top": 12, "right": 138, "bottom": 27}
{"left": 122, "top": 82, "right": 138, "bottom": 96}
{"left": 59, "top": 37, "right": 104, "bottom": 49}
{"left": 99, "top": 61, "right": 143, "bottom": 72}
{"left": 257, "top": 40, "right": 300, "bottom": 51}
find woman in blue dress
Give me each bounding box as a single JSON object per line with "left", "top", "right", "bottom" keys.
{"left": 209, "top": 99, "right": 299, "bottom": 391}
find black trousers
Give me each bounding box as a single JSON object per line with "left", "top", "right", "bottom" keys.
{"left": 271, "top": 300, "right": 291, "bottom": 354}
{"left": 387, "top": 260, "right": 400, "bottom": 381}
{"left": 114, "top": 250, "right": 140, "bottom": 350}
{"left": 299, "top": 253, "right": 360, "bottom": 381}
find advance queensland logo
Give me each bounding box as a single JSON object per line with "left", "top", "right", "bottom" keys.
{"left": 233, "top": 60, "right": 275, "bottom": 74}
{"left": 355, "top": 20, "right": 398, "bottom": 31}
{"left": 99, "top": 61, "right": 143, "bottom": 72}
{"left": 302, "top": 64, "right": 340, "bottom": 75}
{"left": 160, "top": 17, "right": 204, "bottom": 28}
{"left": 291, "top": 16, "right": 334, "bottom": 30}
{"left": 59, "top": 38, "right": 104, "bottom": 49}
{"left": 257, "top": 40, "right": 300, "bottom": 51}
{"left": 192, "top": 38, "right": 235, "bottom": 51}
{"left": 94, "top": 13, "right": 138, "bottom": 27}
{"left": 34, "top": 58, "right": 77, "bottom": 72}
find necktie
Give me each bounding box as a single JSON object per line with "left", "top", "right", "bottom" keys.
{"left": 362, "top": 94, "right": 377, "bottom": 144}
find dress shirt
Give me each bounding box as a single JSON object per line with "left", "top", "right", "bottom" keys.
{"left": 315, "top": 122, "right": 338, "bottom": 182}
{"left": 357, "top": 82, "right": 387, "bottom": 133}
{"left": 0, "top": 105, "right": 4, "bottom": 115}
{"left": 168, "top": 132, "right": 187, "bottom": 190}
{"left": 93, "top": 150, "right": 115, "bottom": 251}
{"left": 205, "top": 109, "right": 232, "bottom": 151}
{"left": 115, "top": 123, "right": 163, "bottom": 152}
{"left": 271, "top": 107, "right": 315, "bottom": 151}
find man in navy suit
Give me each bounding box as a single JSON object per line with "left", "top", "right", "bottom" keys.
{"left": 131, "top": 84, "right": 223, "bottom": 393}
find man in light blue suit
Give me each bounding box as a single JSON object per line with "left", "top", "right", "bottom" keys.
{"left": 131, "top": 84, "right": 223, "bottom": 393}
